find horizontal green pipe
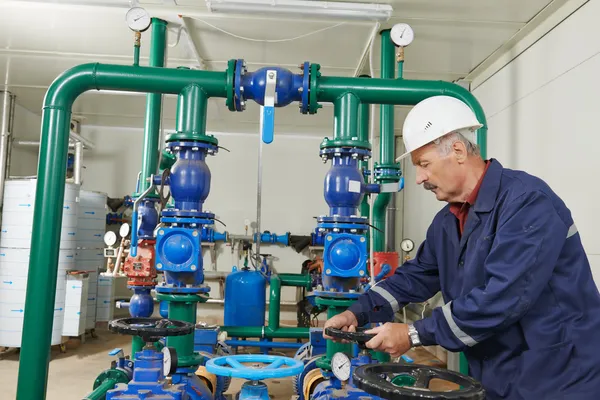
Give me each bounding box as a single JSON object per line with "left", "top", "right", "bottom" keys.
{"left": 45, "top": 63, "right": 228, "bottom": 110}
{"left": 221, "top": 326, "right": 309, "bottom": 339}
{"left": 278, "top": 273, "right": 311, "bottom": 289}
{"left": 83, "top": 378, "right": 116, "bottom": 400}
{"left": 317, "top": 76, "right": 487, "bottom": 157}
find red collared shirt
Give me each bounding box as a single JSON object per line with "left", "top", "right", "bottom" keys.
{"left": 449, "top": 161, "right": 491, "bottom": 235}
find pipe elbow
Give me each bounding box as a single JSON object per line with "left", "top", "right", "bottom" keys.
{"left": 44, "top": 63, "right": 99, "bottom": 110}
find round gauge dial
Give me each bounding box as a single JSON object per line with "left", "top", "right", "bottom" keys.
{"left": 126, "top": 7, "right": 151, "bottom": 32}
{"left": 119, "top": 223, "right": 131, "bottom": 238}
{"left": 400, "top": 238, "right": 415, "bottom": 253}
{"left": 104, "top": 231, "right": 117, "bottom": 247}
{"left": 331, "top": 352, "right": 351, "bottom": 382}
{"left": 162, "top": 346, "right": 178, "bottom": 376}
{"left": 390, "top": 23, "right": 414, "bottom": 47}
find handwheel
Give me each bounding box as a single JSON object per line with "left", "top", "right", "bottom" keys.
{"left": 206, "top": 354, "right": 304, "bottom": 380}
{"left": 353, "top": 363, "right": 485, "bottom": 400}
{"left": 109, "top": 317, "right": 194, "bottom": 342}
{"left": 324, "top": 327, "right": 375, "bottom": 348}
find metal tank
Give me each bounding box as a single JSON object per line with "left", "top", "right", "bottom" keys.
{"left": 224, "top": 267, "right": 266, "bottom": 327}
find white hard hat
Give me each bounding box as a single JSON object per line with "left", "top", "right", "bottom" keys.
{"left": 396, "top": 95, "right": 483, "bottom": 161}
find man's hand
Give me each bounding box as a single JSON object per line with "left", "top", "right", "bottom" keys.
{"left": 323, "top": 310, "right": 359, "bottom": 341}
{"left": 365, "top": 322, "right": 411, "bottom": 358}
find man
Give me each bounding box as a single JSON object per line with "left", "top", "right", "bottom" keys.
{"left": 324, "top": 95, "right": 600, "bottom": 399}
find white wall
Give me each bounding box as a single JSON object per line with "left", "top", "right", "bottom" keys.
{"left": 79, "top": 125, "right": 329, "bottom": 320}
{"left": 8, "top": 103, "right": 40, "bottom": 178}
{"left": 401, "top": 0, "right": 600, "bottom": 286}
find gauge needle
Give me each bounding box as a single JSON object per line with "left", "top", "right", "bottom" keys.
{"left": 134, "top": 16, "right": 143, "bottom": 21}
{"left": 400, "top": 28, "right": 407, "bottom": 38}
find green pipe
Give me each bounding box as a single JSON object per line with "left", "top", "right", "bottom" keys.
{"left": 398, "top": 60, "right": 404, "bottom": 79}
{"left": 17, "top": 63, "right": 230, "bottom": 400}
{"left": 133, "top": 45, "right": 140, "bottom": 67}
{"left": 373, "top": 30, "right": 396, "bottom": 252}
{"left": 83, "top": 378, "right": 116, "bottom": 400}
{"left": 167, "top": 300, "right": 197, "bottom": 366}
{"left": 279, "top": 273, "right": 312, "bottom": 290}
{"left": 140, "top": 18, "right": 166, "bottom": 192}
{"left": 268, "top": 275, "right": 281, "bottom": 331}
{"left": 316, "top": 76, "right": 487, "bottom": 157}
{"left": 177, "top": 83, "right": 208, "bottom": 136}
{"left": 358, "top": 93, "right": 370, "bottom": 219}
{"left": 131, "top": 335, "right": 145, "bottom": 356}
{"left": 221, "top": 325, "right": 309, "bottom": 339}
{"left": 333, "top": 92, "right": 360, "bottom": 140}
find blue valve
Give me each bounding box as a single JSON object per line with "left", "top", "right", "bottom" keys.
{"left": 206, "top": 354, "right": 303, "bottom": 380}
{"left": 262, "top": 107, "right": 275, "bottom": 144}
{"left": 109, "top": 348, "right": 124, "bottom": 357}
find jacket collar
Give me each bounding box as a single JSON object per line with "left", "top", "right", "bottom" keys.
{"left": 473, "top": 158, "right": 503, "bottom": 213}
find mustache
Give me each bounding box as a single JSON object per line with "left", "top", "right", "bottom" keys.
{"left": 423, "top": 182, "right": 437, "bottom": 191}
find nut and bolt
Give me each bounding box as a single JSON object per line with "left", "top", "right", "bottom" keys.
{"left": 360, "top": 237, "right": 366, "bottom": 242}
{"left": 268, "top": 72, "right": 275, "bottom": 79}
{"left": 359, "top": 270, "right": 365, "bottom": 276}
{"left": 326, "top": 269, "right": 332, "bottom": 274}
{"left": 327, "top": 236, "right": 333, "bottom": 241}
{"left": 156, "top": 263, "right": 163, "bottom": 269}
{"left": 192, "top": 231, "right": 198, "bottom": 237}
{"left": 159, "top": 230, "right": 164, "bottom": 235}
{"left": 190, "top": 265, "right": 197, "bottom": 271}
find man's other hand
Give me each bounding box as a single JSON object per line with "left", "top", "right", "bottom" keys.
{"left": 365, "top": 323, "right": 411, "bottom": 358}
{"left": 323, "top": 310, "right": 359, "bottom": 341}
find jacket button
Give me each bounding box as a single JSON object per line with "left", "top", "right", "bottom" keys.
{"left": 459, "top": 261, "right": 464, "bottom": 266}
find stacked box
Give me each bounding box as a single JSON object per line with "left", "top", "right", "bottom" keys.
{"left": 0, "top": 179, "right": 79, "bottom": 347}
{"left": 63, "top": 274, "right": 89, "bottom": 336}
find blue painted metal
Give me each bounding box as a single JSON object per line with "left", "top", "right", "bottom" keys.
{"left": 239, "top": 381, "right": 270, "bottom": 400}
{"left": 309, "top": 328, "right": 327, "bottom": 356}
{"left": 293, "top": 357, "right": 321, "bottom": 399}
{"left": 240, "top": 67, "right": 303, "bottom": 107}
{"left": 137, "top": 199, "right": 159, "bottom": 240}
{"left": 194, "top": 327, "right": 220, "bottom": 354}
{"left": 323, "top": 155, "right": 364, "bottom": 217}
{"left": 128, "top": 287, "right": 154, "bottom": 318}
{"left": 225, "top": 340, "right": 303, "bottom": 350}
{"left": 201, "top": 226, "right": 228, "bottom": 243}
{"left": 234, "top": 59, "right": 245, "bottom": 112}
{"left": 374, "top": 264, "right": 391, "bottom": 282}
{"left": 323, "top": 233, "right": 367, "bottom": 279}
{"left": 172, "top": 373, "right": 213, "bottom": 400}
{"left": 155, "top": 226, "right": 203, "bottom": 290}
{"left": 166, "top": 141, "right": 216, "bottom": 212}
{"left": 159, "top": 300, "right": 169, "bottom": 318}
{"left": 106, "top": 349, "right": 185, "bottom": 399}
{"left": 300, "top": 62, "right": 310, "bottom": 114}
{"left": 253, "top": 231, "right": 289, "bottom": 246}
{"left": 311, "top": 354, "right": 383, "bottom": 400}
{"left": 206, "top": 355, "right": 303, "bottom": 380}
{"left": 106, "top": 212, "right": 124, "bottom": 225}
{"left": 224, "top": 268, "right": 266, "bottom": 327}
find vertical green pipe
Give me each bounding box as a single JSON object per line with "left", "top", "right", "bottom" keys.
{"left": 177, "top": 83, "right": 208, "bottom": 136}
{"left": 17, "top": 108, "right": 71, "bottom": 400}
{"left": 373, "top": 29, "right": 396, "bottom": 252}
{"left": 333, "top": 92, "right": 360, "bottom": 140}
{"left": 358, "top": 96, "right": 370, "bottom": 219}
{"left": 325, "top": 306, "right": 353, "bottom": 362}
{"left": 133, "top": 45, "right": 140, "bottom": 67}
{"left": 139, "top": 18, "right": 167, "bottom": 192}
{"left": 167, "top": 300, "right": 197, "bottom": 359}
{"left": 131, "top": 335, "right": 145, "bottom": 355}
{"left": 268, "top": 275, "right": 281, "bottom": 331}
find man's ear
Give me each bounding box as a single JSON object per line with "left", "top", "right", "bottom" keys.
{"left": 453, "top": 141, "right": 468, "bottom": 164}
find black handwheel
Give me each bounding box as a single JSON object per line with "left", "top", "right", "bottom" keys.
{"left": 109, "top": 317, "right": 194, "bottom": 342}
{"left": 324, "top": 327, "right": 375, "bottom": 348}
{"left": 353, "top": 363, "right": 485, "bottom": 400}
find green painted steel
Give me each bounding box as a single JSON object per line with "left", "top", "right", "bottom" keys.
{"left": 372, "top": 29, "right": 398, "bottom": 252}
{"left": 167, "top": 300, "right": 197, "bottom": 366}
{"left": 333, "top": 92, "right": 360, "bottom": 140}
{"left": 85, "top": 378, "right": 116, "bottom": 400}
{"left": 140, "top": 18, "right": 167, "bottom": 192}
{"left": 279, "top": 273, "right": 312, "bottom": 290}
{"left": 269, "top": 275, "right": 281, "bottom": 331}
{"left": 133, "top": 45, "right": 140, "bottom": 67}
{"left": 314, "top": 297, "right": 354, "bottom": 370}
{"left": 132, "top": 335, "right": 145, "bottom": 355}
{"left": 358, "top": 100, "right": 371, "bottom": 219}
{"left": 221, "top": 325, "right": 309, "bottom": 339}
{"left": 176, "top": 83, "right": 208, "bottom": 136}
{"left": 160, "top": 149, "right": 177, "bottom": 170}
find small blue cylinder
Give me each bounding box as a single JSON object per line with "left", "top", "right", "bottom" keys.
{"left": 324, "top": 155, "right": 364, "bottom": 217}
{"left": 169, "top": 142, "right": 211, "bottom": 211}
{"left": 224, "top": 269, "right": 266, "bottom": 326}
{"left": 129, "top": 287, "right": 154, "bottom": 318}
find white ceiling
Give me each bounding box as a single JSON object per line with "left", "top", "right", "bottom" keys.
{"left": 0, "top": 0, "right": 557, "bottom": 135}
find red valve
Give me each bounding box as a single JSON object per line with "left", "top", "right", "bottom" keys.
{"left": 123, "top": 239, "right": 157, "bottom": 286}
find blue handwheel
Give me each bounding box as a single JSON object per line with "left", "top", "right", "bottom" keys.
{"left": 206, "top": 354, "right": 304, "bottom": 380}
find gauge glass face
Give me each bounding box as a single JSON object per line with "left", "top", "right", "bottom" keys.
{"left": 390, "top": 23, "right": 414, "bottom": 47}
{"left": 162, "top": 347, "right": 172, "bottom": 375}
{"left": 120, "top": 223, "right": 130, "bottom": 238}
{"left": 104, "top": 231, "right": 117, "bottom": 246}
{"left": 332, "top": 352, "right": 351, "bottom": 382}
{"left": 401, "top": 239, "right": 415, "bottom": 252}
{"left": 126, "top": 7, "right": 151, "bottom": 32}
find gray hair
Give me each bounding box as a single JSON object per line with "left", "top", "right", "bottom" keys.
{"left": 433, "top": 130, "right": 480, "bottom": 157}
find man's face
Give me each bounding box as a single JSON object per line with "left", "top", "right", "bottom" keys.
{"left": 410, "top": 143, "right": 465, "bottom": 202}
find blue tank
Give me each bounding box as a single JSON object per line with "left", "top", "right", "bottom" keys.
{"left": 224, "top": 268, "right": 266, "bottom": 327}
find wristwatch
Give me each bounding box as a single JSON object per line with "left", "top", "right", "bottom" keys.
{"left": 407, "top": 324, "right": 422, "bottom": 347}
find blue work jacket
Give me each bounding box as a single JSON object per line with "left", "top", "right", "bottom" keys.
{"left": 348, "top": 159, "right": 600, "bottom": 399}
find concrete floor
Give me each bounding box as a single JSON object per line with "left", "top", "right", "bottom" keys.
{"left": 0, "top": 328, "right": 297, "bottom": 400}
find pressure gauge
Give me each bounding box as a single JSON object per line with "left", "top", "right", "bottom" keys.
{"left": 390, "top": 23, "right": 414, "bottom": 47}
{"left": 162, "top": 346, "right": 178, "bottom": 376}
{"left": 119, "top": 223, "right": 131, "bottom": 238}
{"left": 126, "top": 7, "right": 151, "bottom": 32}
{"left": 331, "top": 352, "right": 351, "bottom": 382}
{"left": 401, "top": 238, "right": 415, "bottom": 253}
{"left": 104, "top": 231, "right": 117, "bottom": 247}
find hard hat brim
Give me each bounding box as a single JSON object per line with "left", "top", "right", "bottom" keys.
{"left": 395, "top": 151, "right": 412, "bottom": 162}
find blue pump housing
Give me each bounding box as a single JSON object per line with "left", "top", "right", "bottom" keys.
{"left": 224, "top": 267, "right": 266, "bottom": 327}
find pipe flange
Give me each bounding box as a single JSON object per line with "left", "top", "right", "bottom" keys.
{"left": 308, "top": 63, "right": 322, "bottom": 115}
{"left": 93, "top": 368, "right": 130, "bottom": 390}
{"left": 234, "top": 59, "right": 247, "bottom": 112}
{"left": 300, "top": 61, "right": 310, "bottom": 114}
{"left": 319, "top": 139, "right": 372, "bottom": 153}
{"left": 226, "top": 59, "right": 236, "bottom": 111}
{"left": 165, "top": 136, "right": 219, "bottom": 149}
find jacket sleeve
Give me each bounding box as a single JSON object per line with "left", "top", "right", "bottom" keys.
{"left": 348, "top": 221, "right": 441, "bottom": 326}
{"left": 414, "top": 190, "right": 570, "bottom": 352}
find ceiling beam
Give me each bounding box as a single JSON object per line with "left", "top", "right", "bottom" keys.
{"left": 464, "top": 0, "right": 590, "bottom": 89}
